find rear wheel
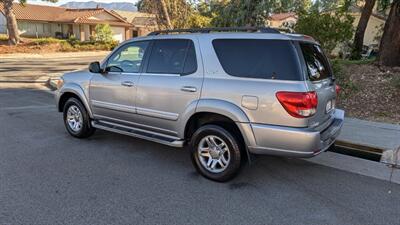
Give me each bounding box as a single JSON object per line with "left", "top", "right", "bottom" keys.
{"left": 190, "top": 125, "right": 242, "bottom": 182}
{"left": 63, "top": 98, "right": 95, "bottom": 138}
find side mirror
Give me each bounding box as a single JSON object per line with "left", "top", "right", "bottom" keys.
{"left": 89, "top": 61, "right": 102, "bottom": 73}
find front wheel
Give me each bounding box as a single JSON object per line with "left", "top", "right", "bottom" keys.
{"left": 190, "top": 125, "right": 242, "bottom": 182}
{"left": 63, "top": 98, "right": 95, "bottom": 138}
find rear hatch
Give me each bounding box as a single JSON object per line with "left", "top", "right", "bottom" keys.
{"left": 299, "top": 42, "right": 337, "bottom": 129}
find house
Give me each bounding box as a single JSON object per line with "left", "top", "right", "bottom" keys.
{"left": 267, "top": 10, "right": 386, "bottom": 47}
{"left": 112, "top": 10, "right": 158, "bottom": 37}
{"left": 0, "top": 3, "right": 134, "bottom": 42}
{"left": 266, "top": 12, "right": 298, "bottom": 28}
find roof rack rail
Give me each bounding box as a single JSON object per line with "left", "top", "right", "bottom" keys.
{"left": 147, "top": 27, "right": 292, "bottom": 36}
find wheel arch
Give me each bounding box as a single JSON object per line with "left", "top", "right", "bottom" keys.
{"left": 57, "top": 83, "right": 93, "bottom": 118}
{"left": 180, "top": 99, "right": 256, "bottom": 162}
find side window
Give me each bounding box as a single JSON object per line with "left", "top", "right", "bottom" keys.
{"left": 182, "top": 41, "right": 197, "bottom": 75}
{"left": 147, "top": 39, "right": 197, "bottom": 75}
{"left": 300, "top": 43, "right": 332, "bottom": 81}
{"left": 212, "top": 39, "right": 302, "bottom": 81}
{"left": 106, "top": 41, "right": 149, "bottom": 73}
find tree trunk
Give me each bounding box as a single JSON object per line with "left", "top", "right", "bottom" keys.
{"left": 3, "top": 0, "right": 20, "bottom": 45}
{"left": 159, "top": 0, "right": 173, "bottom": 29}
{"left": 351, "top": 0, "right": 376, "bottom": 60}
{"left": 378, "top": 1, "right": 400, "bottom": 67}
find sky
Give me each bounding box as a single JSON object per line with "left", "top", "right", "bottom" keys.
{"left": 27, "top": 0, "right": 139, "bottom": 6}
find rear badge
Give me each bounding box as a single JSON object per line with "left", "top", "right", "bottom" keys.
{"left": 326, "top": 100, "right": 335, "bottom": 113}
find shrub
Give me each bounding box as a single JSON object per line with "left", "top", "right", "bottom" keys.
{"left": 59, "top": 41, "right": 76, "bottom": 52}
{"left": 94, "top": 24, "right": 114, "bottom": 43}
{"left": 295, "top": 11, "right": 354, "bottom": 55}
{"left": 33, "top": 37, "right": 61, "bottom": 45}
{"left": 0, "top": 34, "right": 8, "bottom": 41}
{"left": 67, "top": 35, "right": 79, "bottom": 46}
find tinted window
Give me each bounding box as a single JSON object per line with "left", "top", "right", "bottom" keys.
{"left": 212, "top": 39, "right": 301, "bottom": 80}
{"left": 107, "top": 41, "right": 149, "bottom": 73}
{"left": 300, "top": 43, "right": 332, "bottom": 81}
{"left": 182, "top": 42, "right": 197, "bottom": 75}
{"left": 147, "top": 39, "right": 197, "bottom": 74}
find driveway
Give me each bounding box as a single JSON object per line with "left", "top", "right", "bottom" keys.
{"left": 0, "top": 83, "right": 399, "bottom": 225}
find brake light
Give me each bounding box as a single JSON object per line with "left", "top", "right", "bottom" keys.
{"left": 276, "top": 91, "right": 318, "bottom": 118}
{"left": 335, "top": 84, "right": 341, "bottom": 95}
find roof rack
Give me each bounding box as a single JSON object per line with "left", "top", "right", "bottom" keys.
{"left": 147, "top": 27, "right": 292, "bottom": 36}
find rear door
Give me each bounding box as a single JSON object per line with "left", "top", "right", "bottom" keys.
{"left": 134, "top": 38, "right": 203, "bottom": 136}
{"left": 299, "top": 42, "right": 337, "bottom": 128}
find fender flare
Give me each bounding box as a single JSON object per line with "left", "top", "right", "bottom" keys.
{"left": 58, "top": 83, "right": 93, "bottom": 118}
{"left": 177, "top": 99, "right": 256, "bottom": 148}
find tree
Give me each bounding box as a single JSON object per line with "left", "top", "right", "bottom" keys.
{"left": 160, "top": 0, "right": 173, "bottom": 29}
{"left": 295, "top": 10, "right": 354, "bottom": 54}
{"left": 351, "top": 0, "right": 377, "bottom": 59}
{"left": 211, "top": 0, "right": 272, "bottom": 27}
{"left": 138, "top": 0, "right": 194, "bottom": 29}
{"left": 1, "top": 0, "right": 57, "bottom": 45}
{"left": 378, "top": 0, "right": 400, "bottom": 66}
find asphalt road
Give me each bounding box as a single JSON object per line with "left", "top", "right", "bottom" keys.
{"left": 0, "top": 83, "right": 399, "bottom": 225}
{"left": 0, "top": 54, "right": 107, "bottom": 81}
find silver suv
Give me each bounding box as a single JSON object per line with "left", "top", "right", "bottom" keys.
{"left": 56, "top": 27, "right": 344, "bottom": 181}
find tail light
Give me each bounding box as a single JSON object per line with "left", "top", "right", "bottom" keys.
{"left": 276, "top": 91, "right": 318, "bottom": 118}
{"left": 335, "top": 84, "right": 341, "bottom": 95}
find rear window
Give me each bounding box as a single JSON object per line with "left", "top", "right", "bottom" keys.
{"left": 212, "top": 39, "right": 302, "bottom": 81}
{"left": 300, "top": 43, "right": 332, "bottom": 81}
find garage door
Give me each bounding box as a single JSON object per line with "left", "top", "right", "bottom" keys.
{"left": 111, "top": 26, "right": 126, "bottom": 43}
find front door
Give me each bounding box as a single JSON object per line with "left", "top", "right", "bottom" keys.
{"left": 135, "top": 39, "right": 203, "bottom": 136}
{"left": 89, "top": 41, "right": 150, "bottom": 123}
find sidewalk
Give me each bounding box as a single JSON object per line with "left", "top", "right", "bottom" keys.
{"left": 338, "top": 117, "right": 400, "bottom": 151}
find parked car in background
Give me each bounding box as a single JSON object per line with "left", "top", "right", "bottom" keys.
{"left": 55, "top": 27, "right": 344, "bottom": 182}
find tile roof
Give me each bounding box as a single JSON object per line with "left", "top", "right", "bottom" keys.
{"left": 0, "top": 3, "right": 132, "bottom": 26}
{"left": 269, "top": 12, "right": 297, "bottom": 21}
{"left": 112, "top": 10, "right": 157, "bottom": 27}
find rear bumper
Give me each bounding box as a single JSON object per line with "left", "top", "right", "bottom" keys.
{"left": 247, "top": 109, "right": 344, "bottom": 158}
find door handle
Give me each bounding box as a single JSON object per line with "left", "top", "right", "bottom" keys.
{"left": 121, "top": 81, "right": 134, "bottom": 87}
{"left": 181, "top": 86, "right": 197, "bottom": 92}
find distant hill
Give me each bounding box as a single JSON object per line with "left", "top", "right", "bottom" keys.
{"left": 61, "top": 1, "right": 137, "bottom": 12}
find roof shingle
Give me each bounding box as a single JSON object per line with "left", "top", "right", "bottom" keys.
{"left": 0, "top": 3, "right": 132, "bottom": 26}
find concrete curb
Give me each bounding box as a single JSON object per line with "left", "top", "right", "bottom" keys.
{"left": 0, "top": 51, "right": 110, "bottom": 59}
{"left": 0, "top": 73, "right": 62, "bottom": 85}
{"left": 305, "top": 151, "right": 400, "bottom": 185}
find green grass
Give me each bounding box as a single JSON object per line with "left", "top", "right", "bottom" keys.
{"left": 332, "top": 58, "right": 376, "bottom": 65}
{"left": 331, "top": 59, "right": 359, "bottom": 97}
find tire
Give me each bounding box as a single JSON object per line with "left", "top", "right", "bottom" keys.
{"left": 190, "top": 125, "right": 242, "bottom": 182}
{"left": 63, "top": 97, "right": 95, "bottom": 138}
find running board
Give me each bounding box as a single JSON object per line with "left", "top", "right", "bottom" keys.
{"left": 91, "top": 120, "right": 184, "bottom": 148}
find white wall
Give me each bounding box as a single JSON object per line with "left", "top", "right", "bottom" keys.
{"left": 0, "top": 12, "right": 6, "bottom": 34}
{"left": 111, "top": 26, "right": 125, "bottom": 43}
{"left": 73, "top": 24, "right": 80, "bottom": 39}
{"left": 83, "top": 24, "right": 90, "bottom": 41}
